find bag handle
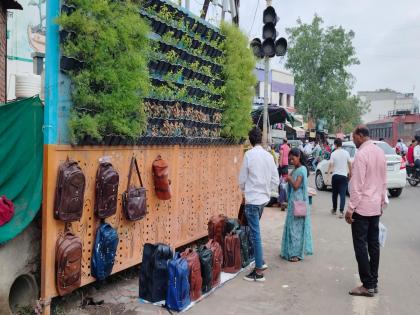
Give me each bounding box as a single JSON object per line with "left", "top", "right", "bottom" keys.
{"left": 127, "top": 156, "right": 144, "bottom": 190}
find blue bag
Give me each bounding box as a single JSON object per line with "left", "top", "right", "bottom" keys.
{"left": 166, "top": 253, "right": 191, "bottom": 311}
{"left": 91, "top": 223, "right": 119, "bottom": 280}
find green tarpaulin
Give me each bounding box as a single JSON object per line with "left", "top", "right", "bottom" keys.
{"left": 0, "top": 96, "right": 43, "bottom": 244}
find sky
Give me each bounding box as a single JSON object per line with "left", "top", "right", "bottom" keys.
{"left": 187, "top": 0, "right": 420, "bottom": 97}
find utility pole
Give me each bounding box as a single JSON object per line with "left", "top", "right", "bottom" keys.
{"left": 262, "top": 0, "right": 272, "bottom": 147}
{"left": 262, "top": 56, "right": 270, "bottom": 147}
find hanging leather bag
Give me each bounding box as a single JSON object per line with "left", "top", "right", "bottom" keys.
{"left": 152, "top": 155, "right": 171, "bottom": 200}
{"left": 0, "top": 196, "right": 14, "bottom": 226}
{"left": 54, "top": 159, "right": 86, "bottom": 222}
{"left": 95, "top": 162, "right": 119, "bottom": 218}
{"left": 122, "top": 157, "right": 147, "bottom": 221}
{"left": 55, "top": 230, "right": 82, "bottom": 296}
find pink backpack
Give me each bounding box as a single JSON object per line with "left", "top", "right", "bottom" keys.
{"left": 0, "top": 196, "right": 14, "bottom": 226}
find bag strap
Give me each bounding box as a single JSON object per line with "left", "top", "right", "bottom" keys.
{"left": 127, "top": 156, "right": 144, "bottom": 190}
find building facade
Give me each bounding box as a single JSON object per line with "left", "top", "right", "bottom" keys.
{"left": 254, "top": 67, "right": 296, "bottom": 112}
{"left": 359, "top": 89, "right": 419, "bottom": 123}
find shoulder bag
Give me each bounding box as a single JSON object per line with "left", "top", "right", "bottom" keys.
{"left": 122, "top": 157, "right": 147, "bottom": 221}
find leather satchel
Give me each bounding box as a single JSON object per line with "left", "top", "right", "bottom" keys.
{"left": 122, "top": 157, "right": 147, "bottom": 221}
{"left": 0, "top": 196, "right": 14, "bottom": 226}
{"left": 152, "top": 155, "right": 171, "bottom": 200}
{"left": 180, "top": 248, "right": 202, "bottom": 301}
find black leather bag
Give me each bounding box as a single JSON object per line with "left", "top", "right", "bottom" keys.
{"left": 139, "top": 243, "right": 173, "bottom": 303}
{"left": 197, "top": 245, "right": 213, "bottom": 294}
{"left": 122, "top": 157, "right": 147, "bottom": 221}
{"left": 224, "top": 218, "right": 240, "bottom": 235}
{"left": 235, "top": 226, "right": 251, "bottom": 268}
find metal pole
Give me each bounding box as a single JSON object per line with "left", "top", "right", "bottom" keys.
{"left": 262, "top": 56, "right": 269, "bottom": 147}
{"left": 262, "top": 0, "right": 272, "bottom": 147}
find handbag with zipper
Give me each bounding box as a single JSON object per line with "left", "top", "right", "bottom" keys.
{"left": 122, "top": 157, "right": 147, "bottom": 221}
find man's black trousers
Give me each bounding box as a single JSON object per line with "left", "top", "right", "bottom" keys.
{"left": 351, "top": 212, "right": 380, "bottom": 290}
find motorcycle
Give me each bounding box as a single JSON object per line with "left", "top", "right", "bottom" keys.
{"left": 407, "top": 164, "right": 420, "bottom": 187}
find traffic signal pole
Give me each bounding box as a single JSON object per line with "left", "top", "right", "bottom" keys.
{"left": 262, "top": 0, "right": 272, "bottom": 147}
{"left": 262, "top": 56, "right": 270, "bottom": 147}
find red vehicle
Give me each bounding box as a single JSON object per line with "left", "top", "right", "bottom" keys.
{"left": 367, "top": 111, "right": 420, "bottom": 147}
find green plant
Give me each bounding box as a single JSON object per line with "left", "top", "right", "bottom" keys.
{"left": 201, "top": 65, "right": 212, "bottom": 77}
{"left": 57, "top": 0, "right": 150, "bottom": 143}
{"left": 220, "top": 22, "right": 256, "bottom": 139}
{"left": 157, "top": 5, "right": 175, "bottom": 24}
{"left": 181, "top": 35, "right": 192, "bottom": 48}
{"left": 190, "top": 61, "right": 200, "bottom": 72}
{"left": 166, "top": 50, "right": 178, "bottom": 64}
{"left": 162, "top": 31, "right": 177, "bottom": 46}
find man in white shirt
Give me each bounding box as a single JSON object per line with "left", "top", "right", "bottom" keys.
{"left": 239, "top": 127, "right": 279, "bottom": 282}
{"left": 327, "top": 138, "right": 352, "bottom": 218}
{"left": 303, "top": 140, "right": 313, "bottom": 156}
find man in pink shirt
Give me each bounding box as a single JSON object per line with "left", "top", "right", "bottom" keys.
{"left": 278, "top": 139, "right": 290, "bottom": 178}
{"left": 346, "top": 125, "right": 386, "bottom": 297}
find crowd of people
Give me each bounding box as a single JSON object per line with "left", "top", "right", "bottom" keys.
{"left": 238, "top": 125, "right": 389, "bottom": 298}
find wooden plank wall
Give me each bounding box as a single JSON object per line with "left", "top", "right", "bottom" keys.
{"left": 41, "top": 145, "right": 242, "bottom": 306}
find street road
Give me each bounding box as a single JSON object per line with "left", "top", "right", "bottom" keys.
{"left": 191, "top": 179, "right": 420, "bottom": 315}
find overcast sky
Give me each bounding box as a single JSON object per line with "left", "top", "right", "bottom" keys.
{"left": 188, "top": 0, "right": 420, "bottom": 97}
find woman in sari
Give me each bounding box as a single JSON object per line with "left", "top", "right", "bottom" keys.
{"left": 280, "top": 148, "right": 313, "bottom": 262}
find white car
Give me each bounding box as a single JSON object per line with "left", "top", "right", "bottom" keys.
{"left": 315, "top": 141, "right": 407, "bottom": 197}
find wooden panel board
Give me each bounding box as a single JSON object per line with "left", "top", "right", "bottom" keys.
{"left": 41, "top": 144, "right": 242, "bottom": 305}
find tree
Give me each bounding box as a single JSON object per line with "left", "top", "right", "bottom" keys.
{"left": 285, "top": 15, "right": 366, "bottom": 133}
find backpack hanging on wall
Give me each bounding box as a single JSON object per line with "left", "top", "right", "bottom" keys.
{"left": 95, "top": 162, "right": 119, "bottom": 219}
{"left": 139, "top": 243, "right": 173, "bottom": 303}
{"left": 180, "top": 248, "right": 203, "bottom": 301}
{"left": 122, "top": 157, "right": 147, "bottom": 221}
{"left": 223, "top": 232, "right": 242, "bottom": 273}
{"left": 91, "top": 223, "right": 119, "bottom": 280}
{"left": 55, "top": 230, "right": 82, "bottom": 296}
{"left": 152, "top": 155, "right": 171, "bottom": 200}
{"left": 205, "top": 239, "right": 223, "bottom": 288}
{"left": 166, "top": 253, "right": 191, "bottom": 311}
{"left": 197, "top": 245, "right": 213, "bottom": 294}
{"left": 54, "top": 159, "right": 86, "bottom": 222}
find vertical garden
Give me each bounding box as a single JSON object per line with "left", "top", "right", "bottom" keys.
{"left": 58, "top": 0, "right": 256, "bottom": 145}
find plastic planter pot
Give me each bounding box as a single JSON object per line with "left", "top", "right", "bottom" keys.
{"left": 174, "top": 29, "right": 183, "bottom": 39}
{"left": 183, "top": 68, "right": 192, "bottom": 79}
{"left": 151, "top": 20, "right": 160, "bottom": 33}
{"left": 60, "top": 56, "right": 84, "bottom": 72}
{"left": 161, "top": 62, "right": 170, "bottom": 73}
{"left": 191, "top": 40, "right": 200, "bottom": 49}
{"left": 61, "top": 3, "right": 76, "bottom": 15}
{"left": 210, "top": 31, "right": 218, "bottom": 41}
{"left": 59, "top": 29, "right": 76, "bottom": 43}
{"left": 156, "top": 22, "right": 167, "bottom": 35}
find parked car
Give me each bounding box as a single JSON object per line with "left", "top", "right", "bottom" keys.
{"left": 315, "top": 141, "right": 406, "bottom": 197}
{"left": 287, "top": 139, "right": 303, "bottom": 150}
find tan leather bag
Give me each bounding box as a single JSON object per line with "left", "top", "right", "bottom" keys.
{"left": 180, "top": 248, "right": 203, "bottom": 301}
{"left": 206, "top": 239, "right": 223, "bottom": 288}
{"left": 152, "top": 155, "right": 171, "bottom": 200}
{"left": 55, "top": 231, "right": 82, "bottom": 296}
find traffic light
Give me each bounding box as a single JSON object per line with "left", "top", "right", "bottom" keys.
{"left": 251, "top": 6, "right": 287, "bottom": 58}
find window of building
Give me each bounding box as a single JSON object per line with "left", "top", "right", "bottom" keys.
{"left": 279, "top": 93, "right": 283, "bottom": 106}
{"left": 287, "top": 95, "right": 291, "bottom": 107}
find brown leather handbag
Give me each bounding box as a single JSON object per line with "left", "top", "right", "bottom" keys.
{"left": 55, "top": 231, "right": 82, "bottom": 296}
{"left": 180, "top": 248, "right": 203, "bottom": 301}
{"left": 206, "top": 239, "right": 223, "bottom": 288}
{"left": 208, "top": 214, "right": 227, "bottom": 251}
{"left": 54, "top": 159, "right": 86, "bottom": 222}
{"left": 152, "top": 155, "right": 171, "bottom": 200}
{"left": 222, "top": 232, "right": 242, "bottom": 273}
{"left": 122, "top": 157, "right": 147, "bottom": 221}
{"left": 238, "top": 203, "right": 248, "bottom": 226}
